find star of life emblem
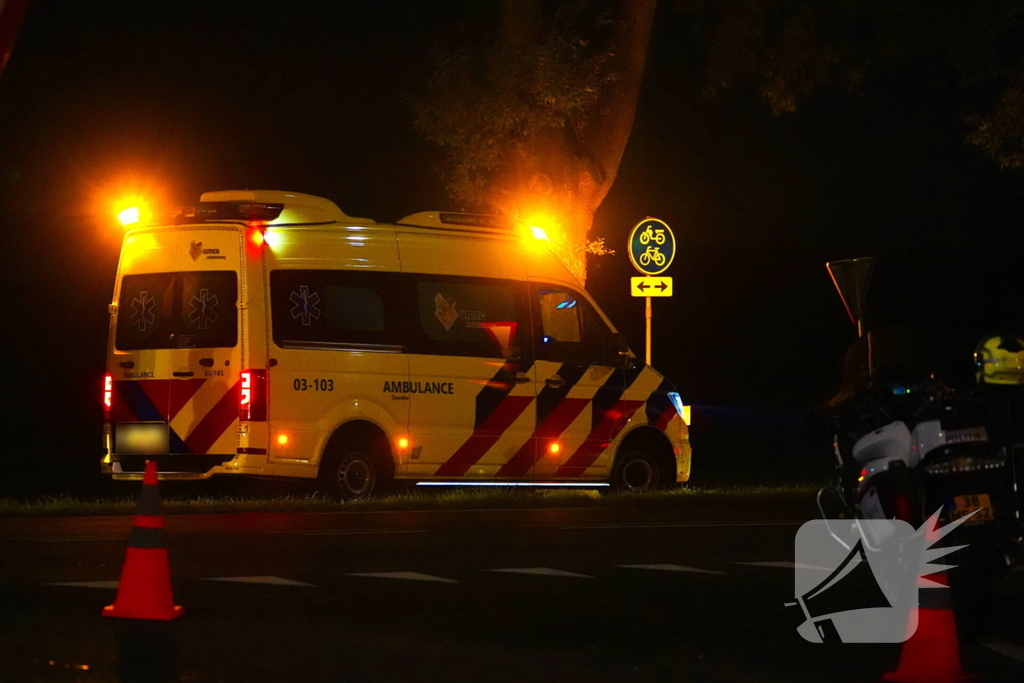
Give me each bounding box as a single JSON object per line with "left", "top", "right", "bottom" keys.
{"left": 289, "top": 286, "right": 321, "bottom": 326}
{"left": 130, "top": 291, "right": 156, "bottom": 332}
{"left": 188, "top": 289, "right": 219, "bottom": 329}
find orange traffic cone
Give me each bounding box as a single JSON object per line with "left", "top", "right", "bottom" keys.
{"left": 882, "top": 516, "right": 975, "bottom": 683}
{"left": 102, "top": 460, "right": 184, "bottom": 620}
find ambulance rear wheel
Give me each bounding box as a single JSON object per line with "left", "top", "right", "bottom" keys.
{"left": 319, "top": 448, "right": 390, "bottom": 501}
{"left": 611, "top": 451, "right": 662, "bottom": 493}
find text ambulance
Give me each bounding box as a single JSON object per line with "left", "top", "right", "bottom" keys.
{"left": 103, "top": 191, "right": 691, "bottom": 499}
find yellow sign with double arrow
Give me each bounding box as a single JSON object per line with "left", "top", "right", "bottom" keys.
{"left": 631, "top": 276, "right": 673, "bottom": 297}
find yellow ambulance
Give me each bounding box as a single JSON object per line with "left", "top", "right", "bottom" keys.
{"left": 103, "top": 190, "right": 691, "bottom": 498}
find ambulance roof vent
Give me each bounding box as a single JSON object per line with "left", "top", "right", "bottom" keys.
{"left": 396, "top": 211, "right": 511, "bottom": 234}
{"left": 182, "top": 190, "right": 375, "bottom": 225}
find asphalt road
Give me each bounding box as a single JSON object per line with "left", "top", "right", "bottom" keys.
{"left": 0, "top": 503, "right": 1021, "bottom": 682}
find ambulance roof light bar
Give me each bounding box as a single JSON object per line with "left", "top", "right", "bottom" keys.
{"left": 172, "top": 201, "right": 285, "bottom": 224}
{"left": 170, "top": 190, "right": 375, "bottom": 226}
{"left": 396, "top": 211, "right": 512, "bottom": 234}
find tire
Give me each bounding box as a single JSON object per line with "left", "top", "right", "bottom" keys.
{"left": 610, "top": 450, "right": 663, "bottom": 493}
{"left": 318, "top": 447, "right": 389, "bottom": 501}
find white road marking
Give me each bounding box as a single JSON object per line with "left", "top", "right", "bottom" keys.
{"left": 983, "top": 639, "right": 1024, "bottom": 664}
{"left": 30, "top": 536, "right": 124, "bottom": 543}
{"left": 555, "top": 521, "right": 802, "bottom": 530}
{"left": 298, "top": 529, "right": 427, "bottom": 537}
{"left": 736, "top": 561, "right": 831, "bottom": 570}
{"left": 486, "top": 567, "right": 595, "bottom": 578}
{"left": 0, "top": 530, "right": 429, "bottom": 543}
{"left": 345, "top": 571, "right": 457, "bottom": 583}
{"left": 617, "top": 564, "right": 725, "bottom": 575}
{"left": 204, "top": 576, "right": 315, "bottom": 587}
{"left": 46, "top": 581, "right": 120, "bottom": 589}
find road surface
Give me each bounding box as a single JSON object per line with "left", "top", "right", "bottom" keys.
{"left": 0, "top": 503, "right": 1021, "bottom": 681}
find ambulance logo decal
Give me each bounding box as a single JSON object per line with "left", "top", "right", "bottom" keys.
{"left": 189, "top": 240, "right": 203, "bottom": 261}
{"left": 188, "top": 289, "right": 219, "bottom": 329}
{"left": 434, "top": 293, "right": 458, "bottom": 331}
{"left": 130, "top": 291, "right": 157, "bottom": 332}
{"left": 289, "top": 286, "right": 321, "bottom": 326}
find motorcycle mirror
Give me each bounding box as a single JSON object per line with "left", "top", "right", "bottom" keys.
{"left": 816, "top": 487, "right": 854, "bottom": 550}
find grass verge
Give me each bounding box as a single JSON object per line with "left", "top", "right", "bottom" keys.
{"left": 0, "top": 484, "right": 822, "bottom": 518}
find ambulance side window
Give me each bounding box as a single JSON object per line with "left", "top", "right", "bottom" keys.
{"left": 532, "top": 284, "right": 617, "bottom": 366}
{"left": 270, "top": 270, "right": 399, "bottom": 349}
{"left": 408, "top": 275, "right": 525, "bottom": 360}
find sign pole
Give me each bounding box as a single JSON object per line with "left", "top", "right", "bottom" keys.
{"left": 628, "top": 218, "right": 676, "bottom": 368}
{"left": 645, "top": 296, "right": 652, "bottom": 365}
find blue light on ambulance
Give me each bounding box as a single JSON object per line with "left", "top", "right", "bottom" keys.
{"left": 667, "top": 392, "right": 683, "bottom": 417}
{"left": 668, "top": 392, "right": 690, "bottom": 425}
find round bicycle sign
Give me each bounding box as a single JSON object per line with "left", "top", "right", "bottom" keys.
{"left": 628, "top": 218, "right": 675, "bottom": 275}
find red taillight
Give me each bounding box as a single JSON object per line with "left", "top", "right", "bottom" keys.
{"left": 250, "top": 226, "right": 265, "bottom": 247}
{"left": 103, "top": 373, "right": 112, "bottom": 415}
{"left": 240, "top": 370, "right": 252, "bottom": 406}
{"left": 239, "top": 369, "right": 267, "bottom": 421}
{"left": 245, "top": 224, "right": 266, "bottom": 258}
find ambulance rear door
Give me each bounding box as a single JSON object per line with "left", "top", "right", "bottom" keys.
{"left": 110, "top": 226, "right": 244, "bottom": 471}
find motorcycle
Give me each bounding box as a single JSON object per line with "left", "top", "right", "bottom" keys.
{"left": 818, "top": 379, "right": 1020, "bottom": 635}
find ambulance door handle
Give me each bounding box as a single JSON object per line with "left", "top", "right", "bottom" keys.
{"left": 512, "top": 372, "right": 531, "bottom": 384}
{"left": 545, "top": 375, "right": 565, "bottom": 388}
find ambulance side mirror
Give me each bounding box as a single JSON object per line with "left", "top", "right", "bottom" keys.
{"left": 613, "top": 333, "right": 634, "bottom": 369}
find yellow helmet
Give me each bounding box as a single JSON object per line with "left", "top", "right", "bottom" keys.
{"left": 975, "top": 333, "right": 1024, "bottom": 385}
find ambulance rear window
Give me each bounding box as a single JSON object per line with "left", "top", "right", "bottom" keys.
{"left": 115, "top": 272, "right": 238, "bottom": 350}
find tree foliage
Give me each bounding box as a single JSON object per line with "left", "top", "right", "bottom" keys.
{"left": 416, "top": 2, "right": 616, "bottom": 207}
{"left": 700, "top": 0, "right": 1024, "bottom": 167}
{"left": 413, "top": 0, "right": 657, "bottom": 281}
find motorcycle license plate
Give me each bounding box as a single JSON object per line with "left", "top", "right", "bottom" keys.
{"left": 949, "top": 494, "right": 993, "bottom": 523}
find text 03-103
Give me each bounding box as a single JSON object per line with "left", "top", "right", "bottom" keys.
{"left": 293, "top": 378, "right": 334, "bottom": 392}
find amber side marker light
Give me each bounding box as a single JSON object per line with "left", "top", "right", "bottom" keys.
{"left": 398, "top": 437, "right": 409, "bottom": 450}
{"left": 277, "top": 434, "right": 289, "bottom": 446}
{"left": 548, "top": 442, "right": 561, "bottom": 455}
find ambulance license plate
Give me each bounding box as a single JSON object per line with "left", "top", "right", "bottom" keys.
{"left": 116, "top": 422, "right": 169, "bottom": 456}
{"left": 949, "top": 494, "right": 993, "bottom": 523}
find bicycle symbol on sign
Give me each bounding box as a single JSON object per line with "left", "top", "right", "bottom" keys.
{"left": 638, "top": 245, "right": 666, "bottom": 267}
{"left": 639, "top": 226, "right": 666, "bottom": 246}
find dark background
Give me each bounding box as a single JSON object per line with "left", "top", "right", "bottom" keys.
{"left": 1, "top": 1, "right": 1021, "bottom": 495}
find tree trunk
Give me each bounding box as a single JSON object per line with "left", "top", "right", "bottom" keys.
{"left": 493, "top": 0, "right": 658, "bottom": 284}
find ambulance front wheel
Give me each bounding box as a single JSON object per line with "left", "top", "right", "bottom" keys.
{"left": 610, "top": 451, "right": 662, "bottom": 493}
{"left": 609, "top": 431, "right": 674, "bottom": 493}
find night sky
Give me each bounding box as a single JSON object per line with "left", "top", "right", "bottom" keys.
{"left": 1, "top": 1, "right": 1022, "bottom": 492}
